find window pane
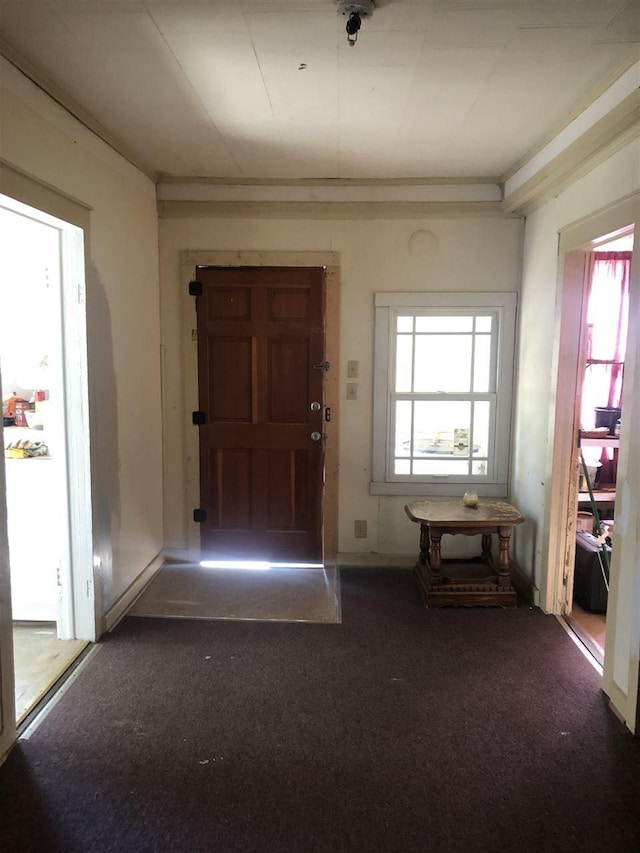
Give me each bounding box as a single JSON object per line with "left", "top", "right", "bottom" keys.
{"left": 372, "top": 293, "right": 515, "bottom": 494}
{"left": 394, "top": 401, "right": 412, "bottom": 457}
{"left": 413, "top": 401, "right": 470, "bottom": 456}
{"left": 473, "top": 335, "right": 491, "bottom": 392}
{"left": 473, "top": 401, "right": 490, "bottom": 457}
{"left": 414, "top": 335, "right": 472, "bottom": 392}
{"left": 395, "top": 335, "right": 413, "bottom": 392}
{"left": 413, "top": 459, "right": 469, "bottom": 475}
{"left": 415, "top": 316, "right": 473, "bottom": 333}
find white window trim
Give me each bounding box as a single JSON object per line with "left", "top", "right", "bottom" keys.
{"left": 371, "top": 291, "right": 517, "bottom": 497}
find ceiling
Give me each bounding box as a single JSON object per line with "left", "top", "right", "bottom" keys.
{"left": 0, "top": 0, "right": 638, "bottom": 182}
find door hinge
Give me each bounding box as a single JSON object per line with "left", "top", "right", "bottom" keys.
{"left": 193, "top": 508, "right": 207, "bottom": 523}
{"left": 192, "top": 411, "right": 206, "bottom": 425}
{"left": 189, "top": 280, "right": 203, "bottom": 297}
{"left": 313, "top": 361, "right": 330, "bottom": 371}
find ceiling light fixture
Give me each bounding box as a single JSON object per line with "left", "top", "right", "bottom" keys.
{"left": 336, "top": 0, "right": 375, "bottom": 46}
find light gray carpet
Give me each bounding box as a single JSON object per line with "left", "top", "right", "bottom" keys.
{"left": 129, "top": 562, "right": 341, "bottom": 623}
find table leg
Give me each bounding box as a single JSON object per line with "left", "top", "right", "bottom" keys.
{"left": 418, "top": 522, "right": 430, "bottom": 568}
{"left": 481, "top": 534, "right": 492, "bottom": 565}
{"left": 497, "top": 526, "right": 513, "bottom": 588}
{"left": 428, "top": 528, "right": 442, "bottom": 583}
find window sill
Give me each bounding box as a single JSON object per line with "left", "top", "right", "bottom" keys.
{"left": 369, "top": 481, "right": 508, "bottom": 497}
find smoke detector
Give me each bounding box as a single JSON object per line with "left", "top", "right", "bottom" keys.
{"left": 336, "top": 1, "right": 375, "bottom": 45}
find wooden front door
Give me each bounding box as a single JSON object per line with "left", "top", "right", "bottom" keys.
{"left": 195, "top": 266, "right": 326, "bottom": 562}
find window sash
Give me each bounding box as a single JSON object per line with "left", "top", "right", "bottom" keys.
{"left": 371, "top": 292, "right": 516, "bottom": 497}
{"left": 388, "top": 394, "right": 497, "bottom": 482}
{"left": 393, "top": 309, "right": 499, "bottom": 396}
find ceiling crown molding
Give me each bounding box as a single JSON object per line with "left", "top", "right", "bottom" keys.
{"left": 156, "top": 182, "right": 502, "bottom": 204}
{"left": 503, "top": 62, "right": 640, "bottom": 215}
{"left": 157, "top": 200, "right": 508, "bottom": 220}
{"left": 0, "top": 40, "right": 157, "bottom": 182}
{"left": 503, "top": 93, "right": 639, "bottom": 215}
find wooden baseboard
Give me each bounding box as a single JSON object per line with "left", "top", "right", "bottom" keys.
{"left": 509, "top": 560, "right": 540, "bottom": 607}
{"left": 337, "top": 553, "right": 414, "bottom": 569}
{"left": 101, "top": 554, "right": 164, "bottom": 634}
{"left": 601, "top": 675, "right": 634, "bottom": 734}
{"left": 162, "top": 546, "right": 190, "bottom": 562}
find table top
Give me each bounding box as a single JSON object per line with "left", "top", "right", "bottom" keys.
{"left": 405, "top": 498, "right": 524, "bottom": 527}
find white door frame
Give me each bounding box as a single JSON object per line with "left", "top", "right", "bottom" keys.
{"left": 0, "top": 359, "right": 16, "bottom": 762}
{"left": 59, "top": 220, "right": 96, "bottom": 641}
{"left": 0, "top": 195, "right": 96, "bottom": 640}
{"left": 543, "top": 192, "right": 639, "bottom": 731}
{"left": 0, "top": 194, "right": 96, "bottom": 760}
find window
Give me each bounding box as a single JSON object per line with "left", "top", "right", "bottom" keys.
{"left": 371, "top": 292, "right": 517, "bottom": 496}
{"left": 581, "top": 250, "right": 630, "bottom": 428}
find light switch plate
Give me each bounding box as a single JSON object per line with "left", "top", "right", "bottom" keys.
{"left": 347, "top": 360, "right": 359, "bottom": 378}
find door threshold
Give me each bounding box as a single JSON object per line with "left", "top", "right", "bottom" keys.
{"left": 18, "top": 643, "right": 99, "bottom": 739}
{"left": 562, "top": 614, "right": 604, "bottom": 667}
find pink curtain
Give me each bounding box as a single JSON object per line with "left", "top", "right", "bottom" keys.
{"left": 581, "top": 251, "right": 631, "bottom": 430}
{"left": 581, "top": 251, "right": 631, "bottom": 486}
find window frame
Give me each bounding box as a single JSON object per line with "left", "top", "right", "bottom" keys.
{"left": 371, "top": 291, "right": 517, "bottom": 497}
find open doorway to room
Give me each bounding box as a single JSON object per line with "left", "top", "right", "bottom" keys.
{"left": 565, "top": 227, "right": 634, "bottom": 665}
{"left": 0, "top": 195, "right": 95, "bottom": 725}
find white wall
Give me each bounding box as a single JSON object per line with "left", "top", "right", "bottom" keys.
{"left": 0, "top": 59, "right": 164, "bottom": 617}
{"left": 512, "top": 140, "right": 639, "bottom": 590}
{"left": 511, "top": 139, "right": 640, "bottom": 729}
{"left": 159, "top": 214, "right": 523, "bottom": 561}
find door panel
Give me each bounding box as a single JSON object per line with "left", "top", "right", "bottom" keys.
{"left": 209, "top": 338, "right": 252, "bottom": 421}
{"left": 197, "top": 267, "right": 325, "bottom": 561}
{"left": 268, "top": 339, "right": 309, "bottom": 422}
{"left": 212, "top": 448, "right": 252, "bottom": 529}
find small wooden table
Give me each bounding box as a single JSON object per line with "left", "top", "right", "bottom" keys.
{"left": 405, "top": 498, "right": 524, "bottom": 608}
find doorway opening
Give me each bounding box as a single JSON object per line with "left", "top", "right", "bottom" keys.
{"left": 0, "top": 194, "right": 95, "bottom": 725}
{"left": 564, "top": 226, "right": 634, "bottom": 665}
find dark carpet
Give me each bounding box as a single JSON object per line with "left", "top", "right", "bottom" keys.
{"left": 1, "top": 569, "right": 639, "bottom": 853}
